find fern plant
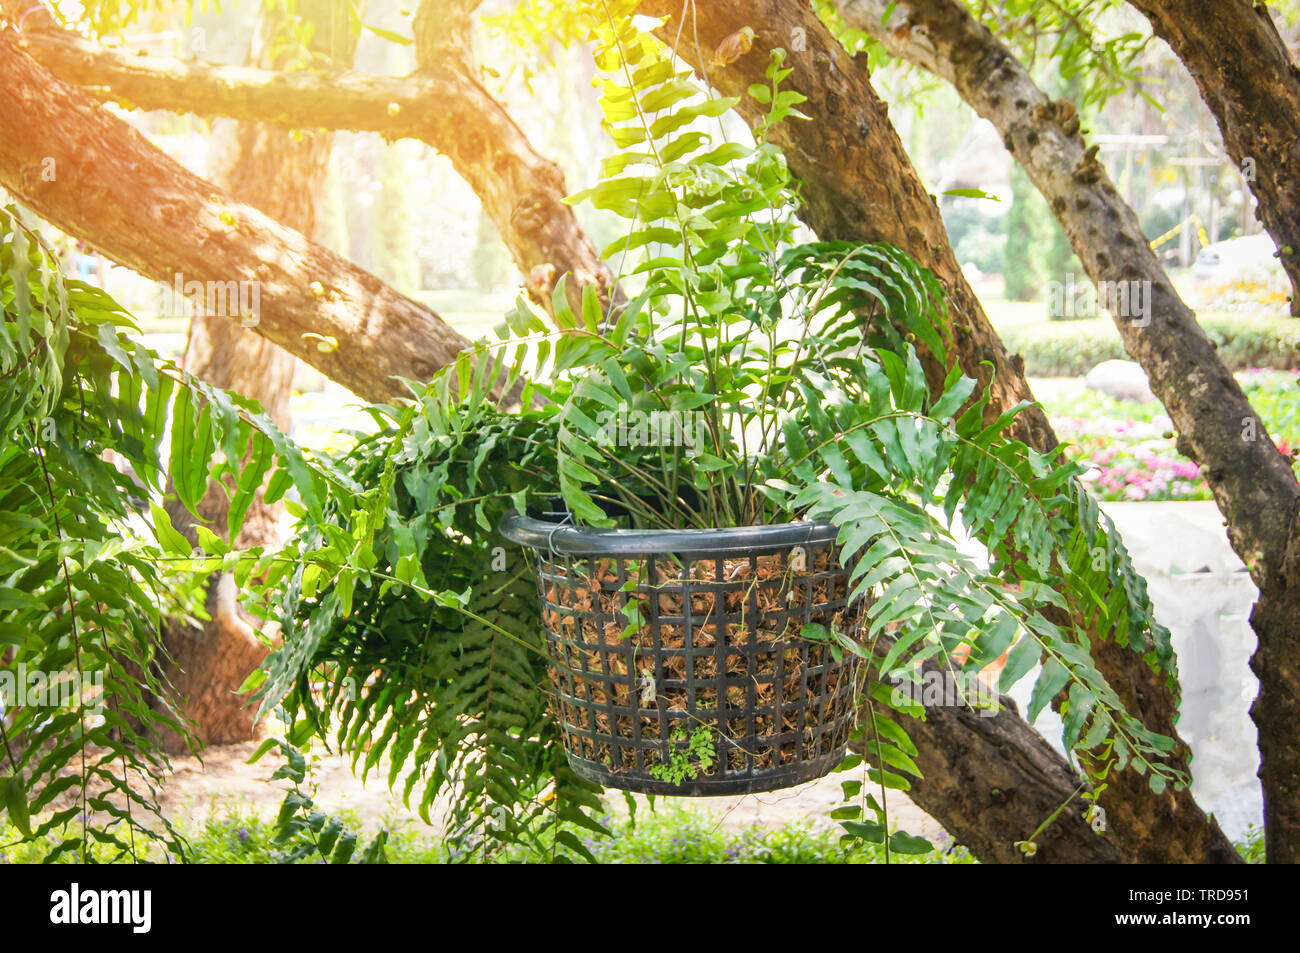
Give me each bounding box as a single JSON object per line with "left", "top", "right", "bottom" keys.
{"left": 256, "top": 9, "right": 1186, "bottom": 860}
{"left": 648, "top": 725, "right": 717, "bottom": 786}
{"left": 0, "top": 205, "right": 337, "bottom": 861}
{"left": 254, "top": 398, "right": 616, "bottom": 862}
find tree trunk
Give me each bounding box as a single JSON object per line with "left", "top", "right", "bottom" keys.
{"left": 1129, "top": 0, "right": 1300, "bottom": 316}
{"left": 158, "top": 0, "right": 358, "bottom": 752}
{"left": 638, "top": 0, "right": 1241, "bottom": 863}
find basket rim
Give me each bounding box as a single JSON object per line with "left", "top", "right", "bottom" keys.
{"left": 499, "top": 511, "right": 839, "bottom": 556}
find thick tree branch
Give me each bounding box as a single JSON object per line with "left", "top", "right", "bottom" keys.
{"left": 19, "top": 34, "right": 442, "bottom": 131}
{"left": 0, "top": 25, "right": 470, "bottom": 402}
{"left": 8, "top": 4, "right": 614, "bottom": 317}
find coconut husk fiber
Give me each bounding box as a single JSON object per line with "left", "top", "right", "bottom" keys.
{"left": 534, "top": 543, "right": 863, "bottom": 783}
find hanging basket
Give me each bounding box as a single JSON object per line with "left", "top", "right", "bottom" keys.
{"left": 500, "top": 510, "right": 862, "bottom": 796}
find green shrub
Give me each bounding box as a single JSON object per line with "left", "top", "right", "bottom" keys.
{"left": 999, "top": 320, "right": 1128, "bottom": 376}
{"left": 561, "top": 807, "right": 975, "bottom": 865}
{"left": 1235, "top": 825, "right": 1266, "bottom": 864}
{"left": 998, "top": 313, "right": 1300, "bottom": 376}
{"left": 0, "top": 806, "right": 975, "bottom": 864}
{"left": 1203, "top": 315, "right": 1300, "bottom": 370}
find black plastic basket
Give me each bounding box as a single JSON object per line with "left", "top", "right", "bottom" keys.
{"left": 500, "top": 512, "right": 862, "bottom": 795}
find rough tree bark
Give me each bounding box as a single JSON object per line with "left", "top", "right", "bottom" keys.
{"left": 158, "top": 0, "right": 360, "bottom": 752}
{"left": 1128, "top": 0, "right": 1300, "bottom": 316}
{"left": 838, "top": 0, "right": 1297, "bottom": 865}
{"left": 0, "top": 24, "right": 470, "bottom": 402}
{"left": 639, "top": 0, "right": 1241, "bottom": 863}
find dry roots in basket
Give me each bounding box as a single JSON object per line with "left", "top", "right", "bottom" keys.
{"left": 537, "top": 546, "right": 861, "bottom": 779}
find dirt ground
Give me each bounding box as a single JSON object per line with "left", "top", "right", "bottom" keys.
{"left": 158, "top": 739, "right": 946, "bottom": 843}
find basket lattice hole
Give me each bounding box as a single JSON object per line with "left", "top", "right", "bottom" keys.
{"left": 691, "top": 654, "right": 717, "bottom": 680}
{"left": 695, "top": 687, "right": 719, "bottom": 712}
